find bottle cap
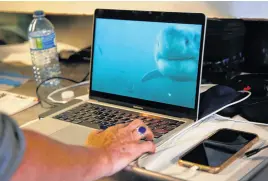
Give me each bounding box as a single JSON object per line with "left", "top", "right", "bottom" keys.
{"left": 33, "top": 10, "right": 45, "bottom": 18}
{"left": 61, "top": 91, "right": 75, "bottom": 102}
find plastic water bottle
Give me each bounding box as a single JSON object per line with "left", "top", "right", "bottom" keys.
{"left": 28, "top": 10, "right": 61, "bottom": 87}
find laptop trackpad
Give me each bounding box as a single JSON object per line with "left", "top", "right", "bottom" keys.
{"left": 49, "top": 124, "right": 97, "bottom": 146}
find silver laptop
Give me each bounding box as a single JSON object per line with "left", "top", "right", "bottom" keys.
{"left": 24, "top": 9, "right": 207, "bottom": 148}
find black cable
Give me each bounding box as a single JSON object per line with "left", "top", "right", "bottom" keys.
{"left": 36, "top": 73, "right": 89, "bottom": 107}
{"left": 36, "top": 77, "right": 79, "bottom": 107}
{"left": 245, "top": 145, "right": 268, "bottom": 157}
{"left": 81, "top": 72, "right": 89, "bottom": 82}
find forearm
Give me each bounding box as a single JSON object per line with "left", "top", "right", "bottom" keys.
{"left": 11, "top": 130, "right": 111, "bottom": 181}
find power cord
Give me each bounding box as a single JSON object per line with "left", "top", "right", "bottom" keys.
{"left": 47, "top": 81, "right": 89, "bottom": 104}
{"left": 245, "top": 145, "right": 268, "bottom": 157}
{"left": 36, "top": 72, "right": 89, "bottom": 107}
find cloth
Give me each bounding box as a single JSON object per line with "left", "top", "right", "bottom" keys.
{"left": 0, "top": 113, "right": 25, "bottom": 181}
{"left": 138, "top": 116, "right": 268, "bottom": 181}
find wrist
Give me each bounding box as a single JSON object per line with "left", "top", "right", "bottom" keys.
{"left": 83, "top": 147, "right": 113, "bottom": 181}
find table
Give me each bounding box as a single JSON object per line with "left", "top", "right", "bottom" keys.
{"left": 0, "top": 62, "right": 89, "bottom": 125}
{"left": 3, "top": 61, "right": 268, "bottom": 181}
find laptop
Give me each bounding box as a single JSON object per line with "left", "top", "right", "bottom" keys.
{"left": 24, "top": 9, "right": 206, "bottom": 148}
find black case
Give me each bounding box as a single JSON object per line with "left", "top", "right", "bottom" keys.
{"left": 202, "top": 18, "right": 246, "bottom": 84}
{"left": 204, "top": 18, "right": 246, "bottom": 62}
{"left": 242, "top": 20, "right": 268, "bottom": 73}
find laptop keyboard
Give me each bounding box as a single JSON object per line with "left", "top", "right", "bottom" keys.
{"left": 53, "top": 103, "right": 184, "bottom": 139}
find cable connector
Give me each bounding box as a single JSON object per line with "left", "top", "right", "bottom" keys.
{"left": 190, "top": 165, "right": 199, "bottom": 171}
{"left": 245, "top": 145, "right": 268, "bottom": 157}
{"left": 245, "top": 149, "right": 261, "bottom": 157}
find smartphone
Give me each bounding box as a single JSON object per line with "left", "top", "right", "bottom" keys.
{"left": 178, "top": 128, "right": 259, "bottom": 174}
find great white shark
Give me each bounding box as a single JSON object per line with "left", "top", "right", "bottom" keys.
{"left": 142, "top": 26, "right": 201, "bottom": 82}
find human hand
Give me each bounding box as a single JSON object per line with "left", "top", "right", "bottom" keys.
{"left": 86, "top": 119, "right": 156, "bottom": 176}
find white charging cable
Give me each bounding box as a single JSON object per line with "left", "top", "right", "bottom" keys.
{"left": 180, "top": 166, "right": 199, "bottom": 179}
{"left": 47, "top": 81, "right": 89, "bottom": 104}
{"left": 157, "top": 90, "right": 252, "bottom": 148}
{"left": 198, "top": 90, "right": 251, "bottom": 122}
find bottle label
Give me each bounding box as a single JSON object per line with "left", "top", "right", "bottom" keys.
{"left": 29, "top": 33, "right": 56, "bottom": 50}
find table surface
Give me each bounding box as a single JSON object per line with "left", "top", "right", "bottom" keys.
{"left": 3, "top": 61, "right": 268, "bottom": 181}
{"left": 0, "top": 62, "right": 89, "bottom": 125}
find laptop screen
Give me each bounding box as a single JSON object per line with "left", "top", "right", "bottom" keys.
{"left": 91, "top": 17, "right": 202, "bottom": 109}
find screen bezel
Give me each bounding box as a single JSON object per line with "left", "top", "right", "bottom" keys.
{"left": 89, "top": 9, "right": 206, "bottom": 120}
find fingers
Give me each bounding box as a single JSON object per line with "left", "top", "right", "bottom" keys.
{"left": 137, "top": 141, "right": 156, "bottom": 154}
{"left": 126, "top": 141, "right": 156, "bottom": 161}
{"left": 124, "top": 119, "right": 154, "bottom": 141}
{"left": 132, "top": 126, "right": 154, "bottom": 141}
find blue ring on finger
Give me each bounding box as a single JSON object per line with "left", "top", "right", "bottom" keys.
{"left": 137, "top": 126, "right": 147, "bottom": 136}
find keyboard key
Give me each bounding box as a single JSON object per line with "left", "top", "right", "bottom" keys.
{"left": 82, "top": 115, "right": 91, "bottom": 119}
{"left": 96, "top": 116, "right": 105, "bottom": 120}
{"left": 109, "top": 119, "right": 118, "bottom": 123}
{"left": 94, "top": 120, "right": 103, "bottom": 124}
{"left": 157, "top": 125, "right": 167, "bottom": 129}
{"left": 81, "top": 103, "right": 89, "bottom": 107}
{"left": 82, "top": 117, "right": 93, "bottom": 122}
{"left": 112, "top": 110, "right": 119, "bottom": 114}
{"left": 166, "top": 126, "right": 176, "bottom": 131}
{"left": 149, "top": 123, "right": 159, "bottom": 129}
{"left": 153, "top": 129, "right": 169, "bottom": 134}
{"left": 92, "top": 111, "right": 98, "bottom": 114}
{"left": 151, "top": 119, "right": 160, "bottom": 124}
{"left": 54, "top": 115, "right": 62, "bottom": 119}
{"left": 114, "top": 116, "right": 123, "bottom": 119}
{"left": 123, "top": 119, "right": 132, "bottom": 123}
{"left": 170, "top": 121, "right": 184, "bottom": 126}
{"left": 177, "top": 121, "right": 184, "bottom": 125}
{"left": 100, "top": 125, "right": 108, "bottom": 130}
{"left": 154, "top": 133, "right": 163, "bottom": 138}
{"left": 72, "top": 119, "right": 83, "bottom": 124}
{"left": 124, "top": 113, "right": 132, "bottom": 117}
{"left": 168, "top": 120, "right": 177, "bottom": 124}
{"left": 158, "top": 121, "right": 168, "bottom": 125}
{"left": 103, "top": 117, "right": 110, "bottom": 121}
{"left": 79, "top": 121, "right": 100, "bottom": 129}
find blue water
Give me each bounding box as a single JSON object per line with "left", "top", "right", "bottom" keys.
{"left": 92, "top": 18, "right": 202, "bottom": 109}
